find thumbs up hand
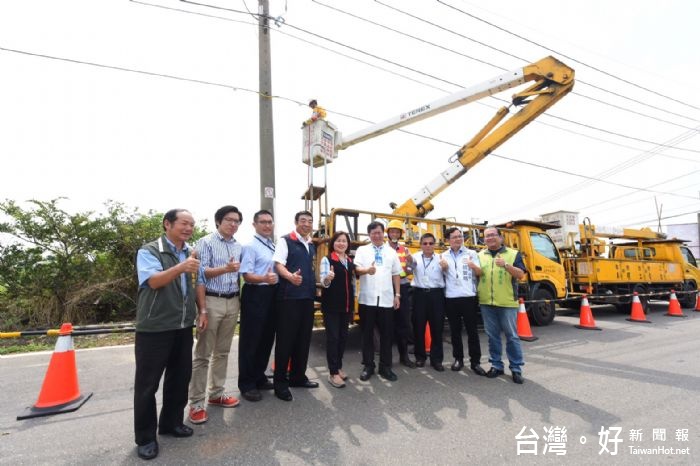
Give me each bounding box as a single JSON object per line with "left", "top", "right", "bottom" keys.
{"left": 225, "top": 256, "right": 241, "bottom": 273}
{"left": 368, "top": 261, "right": 376, "bottom": 275}
{"left": 289, "top": 268, "right": 303, "bottom": 286}
{"left": 181, "top": 250, "right": 201, "bottom": 274}
{"left": 494, "top": 254, "right": 506, "bottom": 268}
{"left": 439, "top": 255, "right": 449, "bottom": 271}
{"left": 265, "top": 266, "right": 278, "bottom": 285}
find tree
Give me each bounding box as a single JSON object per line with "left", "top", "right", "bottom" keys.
{"left": 0, "top": 199, "right": 207, "bottom": 329}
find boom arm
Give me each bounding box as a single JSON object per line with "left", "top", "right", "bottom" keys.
{"left": 390, "top": 56, "right": 574, "bottom": 217}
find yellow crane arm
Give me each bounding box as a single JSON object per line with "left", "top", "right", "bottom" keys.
{"left": 392, "top": 56, "right": 574, "bottom": 217}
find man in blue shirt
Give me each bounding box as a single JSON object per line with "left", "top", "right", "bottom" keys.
{"left": 134, "top": 209, "right": 203, "bottom": 461}
{"left": 238, "top": 209, "right": 279, "bottom": 402}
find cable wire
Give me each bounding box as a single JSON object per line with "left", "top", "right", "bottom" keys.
{"left": 375, "top": 0, "right": 700, "bottom": 123}
{"left": 436, "top": 0, "right": 700, "bottom": 112}
{"left": 314, "top": 0, "right": 699, "bottom": 132}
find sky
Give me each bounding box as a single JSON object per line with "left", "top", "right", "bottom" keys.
{"left": 1, "top": 0, "right": 699, "bottom": 242}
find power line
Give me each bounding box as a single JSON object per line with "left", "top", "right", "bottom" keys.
{"left": 132, "top": 0, "right": 451, "bottom": 93}
{"left": 577, "top": 172, "right": 700, "bottom": 213}
{"left": 490, "top": 153, "right": 699, "bottom": 201}
{"left": 166, "top": 0, "right": 700, "bottom": 155}
{"left": 375, "top": 0, "right": 700, "bottom": 123}
{"left": 3, "top": 8, "right": 696, "bottom": 207}
{"left": 436, "top": 0, "right": 700, "bottom": 112}
{"left": 314, "top": 0, "right": 699, "bottom": 132}
{"left": 623, "top": 210, "right": 700, "bottom": 227}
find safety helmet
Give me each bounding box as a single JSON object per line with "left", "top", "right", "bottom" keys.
{"left": 386, "top": 219, "right": 405, "bottom": 235}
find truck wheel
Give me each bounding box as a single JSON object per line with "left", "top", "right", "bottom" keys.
{"left": 527, "top": 288, "right": 555, "bottom": 326}
{"left": 615, "top": 285, "right": 649, "bottom": 314}
{"left": 678, "top": 281, "right": 697, "bottom": 308}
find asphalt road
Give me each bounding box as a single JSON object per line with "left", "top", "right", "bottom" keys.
{"left": 1, "top": 302, "right": 698, "bottom": 465}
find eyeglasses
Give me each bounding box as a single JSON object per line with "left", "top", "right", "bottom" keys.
{"left": 449, "top": 235, "right": 464, "bottom": 240}
{"left": 421, "top": 242, "right": 435, "bottom": 245}
{"left": 222, "top": 217, "right": 241, "bottom": 225}
{"left": 484, "top": 233, "right": 499, "bottom": 238}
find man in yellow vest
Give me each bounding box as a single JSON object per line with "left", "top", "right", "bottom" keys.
{"left": 386, "top": 220, "right": 416, "bottom": 368}
{"left": 477, "top": 227, "right": 526, "bottom": 384}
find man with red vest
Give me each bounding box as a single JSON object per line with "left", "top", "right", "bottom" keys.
{"left": 386, "top": 220, "right": 416, "bottom": 368}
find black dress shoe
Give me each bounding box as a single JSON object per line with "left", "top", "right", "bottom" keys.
{"left": 359, "top": 366, "right": 374, "bottom": 381}
{"left": 159, "top": 424, "right": 193, "bottom": 438}
{"left": 242, "top": 389, "right": 262, "bottom": 402}
{"left": 512, "top": 372, "right": 524, "bottom": 384}
{"left": 274, "top": 388, "right": 293, "bottom": 401}
{"left": 432, "top": 363, "right": 445, "bottom": 372}
{"left": 415, "top": 359, "right": 426, "bottom": 368}
{"left": 470, "top": 364, "right": 487, "bottom": 376}
{"left": 486, "top": 367, "right": 504, "bottom": 378}
{"left": 451, "top": 359, "right": 464, "bottom": 371}
{"left": 137, "top": 441, "right": 159, "bottom": 460}
{"left": 378, "top": 367, "right": 398, "bottom": 381}
{"left": 400, "top": 356, "right": 417, "bottom": 369}
{"left": 257, "top": 380, "right": 274, "bottom": 390}
{"left": 289, "top": 380, "right": 319, "bottom": 388}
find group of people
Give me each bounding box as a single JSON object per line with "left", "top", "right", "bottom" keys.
{"left": 132, "top": 207, "right": 526, "bottom": 460}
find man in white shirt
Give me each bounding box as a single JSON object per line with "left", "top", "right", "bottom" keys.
{"left": 354, "top": 221, "right": 402, "bottom": 382}
{"left": 411, "top": 233, "right": 448, "bottom": 371}
{"left": 441, "top": 227, "right": 486, "bottom": 376}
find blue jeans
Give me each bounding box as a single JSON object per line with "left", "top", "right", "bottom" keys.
{"left": 480, "top": 305, "right": 524, "bottom": 373}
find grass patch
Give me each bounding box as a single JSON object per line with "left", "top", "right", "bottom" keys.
{"left": 0, "top": 333, "right": 135, "bottom": 355}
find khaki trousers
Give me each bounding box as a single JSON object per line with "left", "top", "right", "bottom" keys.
{"left": 188, "top": 295, "right": 239, "bottom": 405}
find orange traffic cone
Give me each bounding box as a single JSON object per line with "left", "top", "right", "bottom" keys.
{"left": 425, "top": 322, "right": 432, "bottom": 355}
{"left": 17, "top": 323, "right": 92, "bottom": 420}
{"left": 575, "top": 295, "right": 602, "bottom": 330}
{"left": 626, "top": 292, "right": 651, "bottom": 323}
{"left": 517, "top": 298, "right": 538, "bottom": 341}
{"left": 695, "top": 291, "right": 700, "bottom": 312}
{"left": 665, "top": 290, "right": 687, "bottom": 318}
{"left": 271, "top": 358, "right": 292, "bottom": 372}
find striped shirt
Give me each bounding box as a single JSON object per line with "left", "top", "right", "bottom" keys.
{"left": 196, "top": 231, "right": 241, "bottom": 294}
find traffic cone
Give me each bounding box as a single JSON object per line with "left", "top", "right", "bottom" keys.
{"left": 425, "top": 322, "right": 432, "bottom": 355}
{"left": 17, "top": 323, "right": 92, "bottom": 420}
{"left": 517, "top": 298, "right": 538, "bottom": 341}
{"left": 575, "top": 295, "right": 601, "bottom": 330}
{"left": 665, "top": 290, "right": 687, "bottom": 318}
{"left": 626, "top": 292, "right": 651, "bottom": 323}
{"left": 271, "top": 358, "right": 292, "bottom": 372}
{"left": 695, "top": 291, "right": 700, "bottom": 312}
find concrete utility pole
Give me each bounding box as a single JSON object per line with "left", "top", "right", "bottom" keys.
{"left": 258, "top": 0, "right": 276, "bottom": 215}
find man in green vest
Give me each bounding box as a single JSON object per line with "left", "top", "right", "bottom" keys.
{"left": 477, "top": 227, "right": 526, "bottom": 384}
{"left": 133, "top": 209, "right": 204, "bottom": 460}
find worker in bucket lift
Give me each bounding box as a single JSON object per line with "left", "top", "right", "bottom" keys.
{"left": 302, "top": 99, "right": 327, "bottom": 128}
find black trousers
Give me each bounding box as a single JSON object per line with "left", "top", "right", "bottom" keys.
{"left": 412, "top": 288, "right": 445, "bottom": 364}
{"left": 359, "top": 304, "right": 394, "bottom": 369}
{"left": 322, "top": 311, "right": 350, "bottom": 375}
{"left": 134, "top": 327, "right": 193, "bottom": 446}
{"left": 238, "top": 284, "right": 277, "bottom": 392}
{"left": 273, "top": 298, "right": 314, "bottom": 389}
{"left": 445, "top": 296, "right": 482, "bottom": 365}
{"left": 393, "top": 283, "right": 413, "bottom": 356}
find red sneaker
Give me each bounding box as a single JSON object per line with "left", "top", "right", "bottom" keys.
{"left": 188, "top": 406, "right": 208, "bottom": 424}
{"left": 208, "top": 394, "right": 240, "bottom": 408}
